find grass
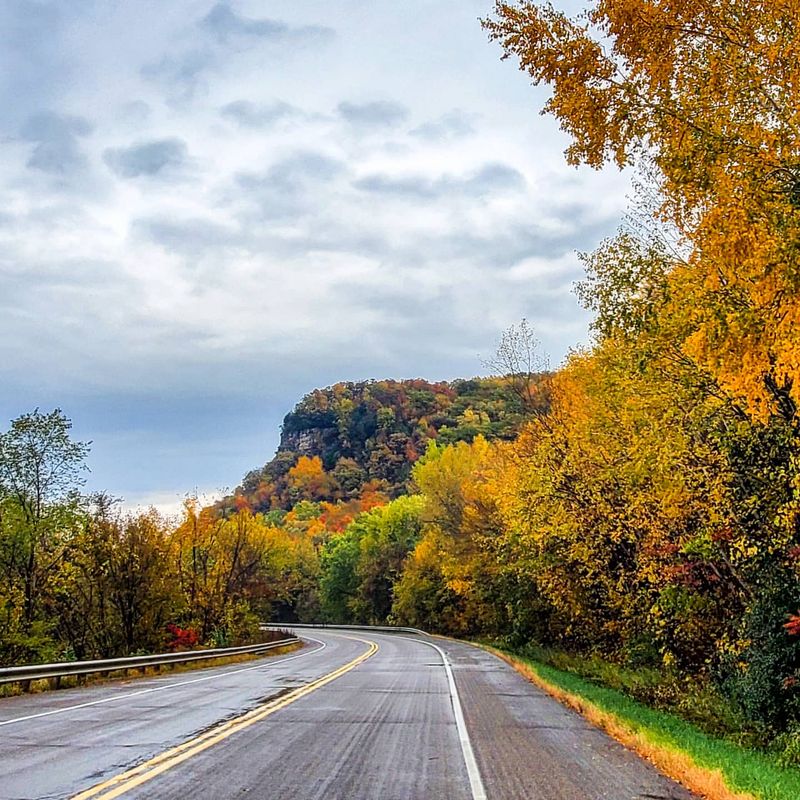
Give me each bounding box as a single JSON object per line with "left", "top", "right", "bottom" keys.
{"left": 486, "top": 645, "right": 800, "bottom": 800}
{"left": 517, "top": 643, "right": 749, "bottom": 740}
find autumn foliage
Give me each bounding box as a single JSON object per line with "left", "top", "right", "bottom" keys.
{"left": 331, "top": 0, "right": 800, "bottom": 746}
{"left": 165, "top": 624, "right": 199, "bottom": 651}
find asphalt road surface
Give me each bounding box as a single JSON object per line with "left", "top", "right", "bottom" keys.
{"left": 0, "top": 628, "right": 696, "bottom": 800}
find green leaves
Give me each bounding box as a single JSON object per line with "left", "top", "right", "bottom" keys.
{"left": 0, "top": 408, "right": 90, "bottom": 514}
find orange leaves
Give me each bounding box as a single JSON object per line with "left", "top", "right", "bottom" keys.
{"left": 287, "top": 455, "right": 338, "bottom": 502}
{"left": 486, "top": 2, "right": 624, "bottom": 167}
{"left": 233, "top": 494, "right": 250, "bottom": 512}
{"left": 288, "top": 454, "right": 325, "bottom": 483}
{"left": 784, "top": 613, "right": 800, "bottom": 636}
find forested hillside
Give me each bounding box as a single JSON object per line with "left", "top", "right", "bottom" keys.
{"left": 224, "top": 375, "right": 546, "bottom": 514}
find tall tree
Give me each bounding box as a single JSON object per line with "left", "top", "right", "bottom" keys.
{"left": 0, "top": 409, "right": 89, "bottom": 628}
{"left": 484, "top": 318, "right": 549, "bottom": 414}
{"left": 484, "top": 0, "right": 800, "bottom": 420}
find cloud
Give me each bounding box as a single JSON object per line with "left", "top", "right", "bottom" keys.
{"left": 0, "top": 0, "right": 631, "bottom": 511}
{"left": 0, "top": 2, "right": 77, "bottom": 128}
{"left": 200, "top": 2, "right": 334, "bottom": 45}
{"left": 103, "top": 138, "right": 188, "bottom": 178}
{"left": 140, "top": 50, "right": 215, "bottom": 104}
{"left": 353, "top": 162, "right": 525, "bottom": 200}
{"left": 134, "top": 216, "right": 244, "bottom": 258}
{"left": 337, "top": 100, "right": 408, "bottom": 128}
{"left": 20, "top": 112, "right": 92, "bottom": 175}
{"left": 141, "top": 5, "right": 334, "bottom": 104}
{"left": 234, "top": 151, "right": 346, "bottom": 218}
{"left": 466, "top": 162, "right": 527, "bottom": 193}
{"left": 410, "top": 110, "right": 476, "bottom": 141}
{"left": 220, "top": 99, "right": 300, "bottom": 128}
{"left": 263, "top": 151, "right": 345, "bottom": 187}
{"left": 120, "top": 101, "right": 152, "bottom": 123}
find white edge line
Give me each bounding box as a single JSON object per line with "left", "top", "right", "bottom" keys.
{"left": 0, "top": 636, "right": 327, "bottom": 729}
{"left": 396, "top": 635, "right": 488, "bottom": 800}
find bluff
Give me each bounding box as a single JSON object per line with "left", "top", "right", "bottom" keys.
{"left": 229, "top": 376, "right": 547, "bottom": 513}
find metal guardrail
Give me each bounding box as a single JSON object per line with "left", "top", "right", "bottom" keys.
{"left": 262, "top": 622, "right": 426, "bottom": 635}
{"left": 0, "top": 637, "right": 300, "bottom": 687}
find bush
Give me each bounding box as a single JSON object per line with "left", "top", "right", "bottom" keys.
{"left": 774, "top": 724, "right": 800, "bottom": 767}
{"left": 511, "top": 643, "right": 745, "bottom": 740}
{"left": 165, "top": 624, "right": 199, "bottom": 651}
{"left": 718, "top": 573, "right": 800, "bottom": 733}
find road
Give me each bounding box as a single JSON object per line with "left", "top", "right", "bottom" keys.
{"left": 0, "top": 628, "right": 696, "bottom": 800}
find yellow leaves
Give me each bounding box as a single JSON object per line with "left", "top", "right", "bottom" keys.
{"left": 446, "top": 578, "right": 472, "bottom": 596}
{"left": 413, "top": 436, "right": 495, "bottom": 517}
{"left": 487, "top": 0, "right": 800, "bottom": 420}
{"left": 412, "top": 530, "right": 441, "bottom": 564}
{"left": 489, "top": 325, "right": 744, "bottom": 650}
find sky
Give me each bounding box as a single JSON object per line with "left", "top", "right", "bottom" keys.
{"left": 0, "top": 0, "right": 630, "bottom": 513}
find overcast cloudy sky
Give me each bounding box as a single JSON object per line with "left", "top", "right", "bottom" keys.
{"left": 0, "top": 0, "right": 629, "bottom": 512}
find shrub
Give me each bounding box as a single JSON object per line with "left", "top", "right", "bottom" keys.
{"left": 718, "top": 573, "right": 800, "bottom": 733}
{"left": 165, "top": 624, "right": 199, "bottom": 651}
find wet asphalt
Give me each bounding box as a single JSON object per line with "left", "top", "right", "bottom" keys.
{"left": 0, "top": 629, "right": 696, "bottom": 800}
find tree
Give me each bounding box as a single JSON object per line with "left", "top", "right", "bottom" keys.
{"left": 0, "top": 409, "right": 90, "bottom": 629}
{"left": 286, "top": 456, "right": 339, "bottom": 503}
{"left": 484, "top": 319, "right": 548, "bottom": 414}
{"left": 54, "top": 502, "right": 175, "bottom": 658}
{"left": 392, "top": 530, "right": 464, "bottom": 632}
{"left": 318, "top": 496, "right": 424, "bottom": 624}
{"left": 484, "top": 0, "right": 800, "bottom": 420}
{"left": 319, "top": 526, "right": 362, "bottom": 622}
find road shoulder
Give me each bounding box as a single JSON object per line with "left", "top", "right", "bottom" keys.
{"left": 433, "top": 636, "right": 698, "bottom": 800}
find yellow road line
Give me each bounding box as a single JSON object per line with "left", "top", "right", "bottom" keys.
{"left": 71, "top": 636, "right": 378, "bottom": 800}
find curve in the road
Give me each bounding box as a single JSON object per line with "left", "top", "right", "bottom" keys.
{"left": 0, "top": 628, "right": 699, "bottom": 800}
{"left": 71, "top": 634, "right": 378, "bottom": 800}
{"left": 0, "top": 637, "right": 327, "bottom": 730}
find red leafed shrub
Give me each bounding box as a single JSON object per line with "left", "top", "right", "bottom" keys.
{"left": 165, "top": 624, "right": 199, "bottom": 651}
{"left": 784, "top": 613, "right": 800, "bottom": 637}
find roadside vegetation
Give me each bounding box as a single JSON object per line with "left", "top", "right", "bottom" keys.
{"left": 491, "top": 646, "right": 800, "bottom": 800}
{"left": 0, "top": 409, "right": 316, "bottom": 666}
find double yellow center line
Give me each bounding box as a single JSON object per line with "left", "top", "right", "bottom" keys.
{"left": 72, "top": 636, "right": 379, "bottom": 800}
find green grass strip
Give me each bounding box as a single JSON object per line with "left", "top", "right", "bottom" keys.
{"left": 502, "top": 649, "right": 800, "bottom": 800}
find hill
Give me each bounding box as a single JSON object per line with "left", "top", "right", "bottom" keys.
{"left": 225, "top": 376, "right": 548, "bottom": 515}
